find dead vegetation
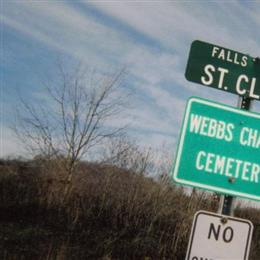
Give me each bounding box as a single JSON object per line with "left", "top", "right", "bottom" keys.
{"left": 0, "top": 158, "right": 259, "bottom": 259}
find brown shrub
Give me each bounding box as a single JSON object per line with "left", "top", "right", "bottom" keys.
{"left": 0, "top": 159, "right": 259, "bottom": 259}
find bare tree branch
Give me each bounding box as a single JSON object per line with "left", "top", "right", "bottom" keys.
{"left": 14, "top": 64, "right": 129, "bottom": 179}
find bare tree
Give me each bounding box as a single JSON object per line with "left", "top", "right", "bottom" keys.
{"left": 14, "top": 64, "right": 128, "bottom": 182}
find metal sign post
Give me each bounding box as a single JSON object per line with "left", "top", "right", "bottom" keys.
{"left": 178, "top": 40, "right": 259, "bottom": 260}
{"left": 220, "top": 95, "right": 252, "bottom": 216}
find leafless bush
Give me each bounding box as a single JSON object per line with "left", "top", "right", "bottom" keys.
{"left": 0, "top": 159, "right": 221, "bottom": 259}
{"left": 100, "top": 135, "right": 152, "bottom": 175}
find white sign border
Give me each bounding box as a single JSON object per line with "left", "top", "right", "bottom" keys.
{"left": 172, "top": 97, "right": 260, "bottom": 201}
{"left": 186, "top": 210, "right": 254, "bottom": 260}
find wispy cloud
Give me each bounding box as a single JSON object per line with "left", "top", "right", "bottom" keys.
{"left": 3, "top": 1, "right": 132, "bottom": 68}
{"left": 2, "top": 1, "right": 260, "bottom": 157}
{"left": 89, "top": 1, "right": 260, "bottom": 53}
{"left": 2, "top": 1, "right": 186, "bottom": 142}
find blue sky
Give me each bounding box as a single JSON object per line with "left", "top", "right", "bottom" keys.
{"left": 1, "top": 0, "right": 260, "bottom": 158}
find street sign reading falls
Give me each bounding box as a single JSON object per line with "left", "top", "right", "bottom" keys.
{"left": 185, "top": 40, "right": 260, "bottom": 100}
{"left": 171, "top": 97, "right": 260, "bottom": 201}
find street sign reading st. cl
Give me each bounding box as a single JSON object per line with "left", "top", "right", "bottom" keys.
{"left": 171, "top": 97, "right": 260, "bottom": 201}
{"left": 185, "top": 40, "right": 260, "bottom": 100}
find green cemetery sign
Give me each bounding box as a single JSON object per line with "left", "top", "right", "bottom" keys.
{"left": 171, "top": 97, "right": 260, "bottom": 201}
{"left": 185, "top": 40, "right": 260, "bottom": 100}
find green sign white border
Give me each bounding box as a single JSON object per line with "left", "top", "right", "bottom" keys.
{"left": 172, "top": 97, "right": 260, "bottom": 201}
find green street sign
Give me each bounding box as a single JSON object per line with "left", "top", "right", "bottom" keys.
{"left": 185, "top": 40, "right": 260, "bottom": 100}
{"left": 171, "top": 97, "right": 260, "bottom": 201}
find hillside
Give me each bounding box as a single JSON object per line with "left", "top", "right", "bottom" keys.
{"left": 0, "top": 158, "right": 259, "bottom": 259}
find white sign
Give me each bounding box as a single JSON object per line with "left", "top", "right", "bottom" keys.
{"left": 186, "top": 211, "right": 253, "bottom": 260}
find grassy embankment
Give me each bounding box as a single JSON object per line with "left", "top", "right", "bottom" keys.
{"left": 0, "top": 158, "right": 259, "bottom": 259}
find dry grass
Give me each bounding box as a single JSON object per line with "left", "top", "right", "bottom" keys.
{"left": 0, "top": 158, "right": 259, "bottom": 259}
